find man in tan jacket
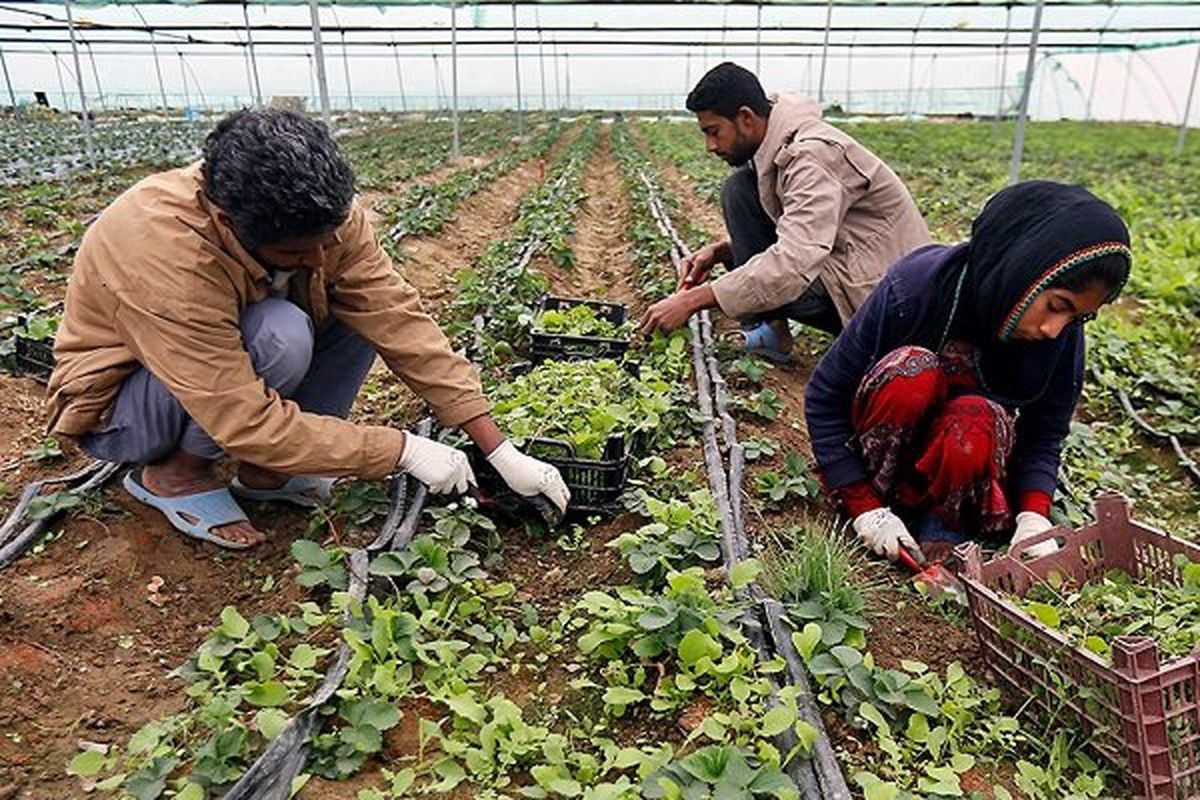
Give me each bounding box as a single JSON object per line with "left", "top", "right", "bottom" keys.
{"left": 48, "top": 109, "right": 569, "bottom": 549}
{"left": 641, "top": 63, "right": 930, "bottom": 359}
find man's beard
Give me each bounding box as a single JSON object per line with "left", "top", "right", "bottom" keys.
{"left": 723, "top": 139, "right": 756, "bottom": 167}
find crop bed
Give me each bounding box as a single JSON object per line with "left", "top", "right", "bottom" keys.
{"left": 0, "top": 114, "right": 1196, "bottom": 800}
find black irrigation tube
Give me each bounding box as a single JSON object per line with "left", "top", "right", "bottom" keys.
{"left": 1089, "top": 365, "right": 1200, "bottom": 488}
{"left": 223, "top": 548, "right": 370, "bottom": 800}
{"left": 227, "top": 415, "right": 440, "bottom": 794}
{"left": 638, "top": 169, "right": 851, "bottom": 800}
{"left": 0, "top": 458, "right": 122, "bottom": 568}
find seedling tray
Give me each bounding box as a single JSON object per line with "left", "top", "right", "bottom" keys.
{"left": 13, "top": 317, "right": 55, "bottom": 383}
{"left": 471, "top": 434, "right": 632, "bottom": 515}
{"left": 530, "top": 295, "right": 630, "bottom": 364}
{"left": 956, "top": 493, "right": 1200, "bottom": 800}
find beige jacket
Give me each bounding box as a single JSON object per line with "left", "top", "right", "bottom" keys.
{"left": 711, "top": 93, "right": 931, "bottom": 324}
{"left": 46, "top": 163, "right": 488, "bottom": 479}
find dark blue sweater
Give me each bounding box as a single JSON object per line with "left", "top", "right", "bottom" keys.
{"left": 804, "top": 244, "right": 1083, "bottom": 499}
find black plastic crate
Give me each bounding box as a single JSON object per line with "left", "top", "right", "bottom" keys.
{"left": 13, "top": 320, "right": 55, "bottom": 383}
{"left": 530, "top": 296, "right": 630, "bottom": 364}
{"left": 470, "top": 434, "right": 632, "bottom": 515}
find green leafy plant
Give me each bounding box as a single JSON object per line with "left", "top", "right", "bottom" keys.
{"left": 730, "top": 357, "right": 772, "bottom": 385}
{"left": 291, "top": 539, "right": 349, "bottom": 590}
{"left": 742, "top": 437, "right": 779, "bottom": 462}
{"left": 754, "top": 453, "right": 822, "bottom": 508}
{"left": 534, "top": 304, "right": 632, "bottom": 339}
{"left": 641, "top": 745, "right": 798, "bottom": 800}
{"left": 26, "top": 436, "right": 63, "bottom": 462}
{"left": 609, "top": 489, "right": 722, "bottom": 580}
{"left": 737, "top": 389, "right": 783, "bottom": 421}
{"left": 1016, "top": 559, "right": 1200, "bottom": 662}
{"left": 489, "top": 358, "right": 671, "bottom": 460}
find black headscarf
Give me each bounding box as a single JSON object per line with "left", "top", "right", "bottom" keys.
{"left": 929, "top": 180, "right": 1131, "bottom": 407}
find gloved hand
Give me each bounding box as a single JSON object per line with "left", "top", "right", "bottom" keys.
{"left": 1010, "top": 511, "right": 1059, "bottom": 559}
{"left": 397, "top": 433, "right": 476, "bottom": 495}
{"left": 852, "top": 507, "right": 919, "bottom": 561}
{"left": 486, "top": 440, "right": 571, "bottom": 516}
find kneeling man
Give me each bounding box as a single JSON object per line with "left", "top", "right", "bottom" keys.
{"left": 641, "top": 62, "right": 930, "bottom": 360}
{"left": 47, "top": 109, "right": 568, "bottom": 549}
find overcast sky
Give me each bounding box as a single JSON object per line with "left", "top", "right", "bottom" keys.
{"left": 1, "top": 3, "right": 1197, "bottom": 124}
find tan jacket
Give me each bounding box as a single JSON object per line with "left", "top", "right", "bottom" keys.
{"left": 46, "top": 163, "right": 488, "bottom": 479}
{"left": 711, "top": 93, "right": 931, "bottom": 324}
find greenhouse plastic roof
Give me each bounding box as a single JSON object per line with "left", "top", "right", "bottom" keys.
{"left": 13, "top": 0, "right": 1200, "bottom": 6}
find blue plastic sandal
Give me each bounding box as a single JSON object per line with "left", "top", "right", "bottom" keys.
{"left": 230, "top": 475, "right": 336, "bottom": 509}
{"left": 742, "top": 322, "right": 794, "bottom": 364}
{"left": 123, "top": 469, "right": 253, "bottom": 550}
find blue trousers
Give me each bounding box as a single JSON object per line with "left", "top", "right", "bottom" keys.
{"left": 82, "top": 298, "right": 376, "bottom": 464}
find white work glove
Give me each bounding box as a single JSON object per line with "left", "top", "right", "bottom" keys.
{"left": 486, "top": 440, "right": 571, "bottom": 516}
{"left": 1010, "top": 511, "right": 1059, "bottom": 559}
{"left": 397, "top": 433, "right": 476, "bottom": 495}
{"left": 852, "top": 507, "right": 919, "bottom": 561}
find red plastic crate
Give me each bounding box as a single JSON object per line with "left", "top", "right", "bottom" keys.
{"left": 957, "top": 494, "right": 1200, "bottom": 800}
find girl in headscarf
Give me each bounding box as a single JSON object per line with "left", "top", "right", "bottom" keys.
{"left": 804, "top": 180, "right": 1131, "bottom": 564}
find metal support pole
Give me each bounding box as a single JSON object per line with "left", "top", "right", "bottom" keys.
{"left": 905, "top": 9, "right": 925, "bottom": 118}
{"left": 1177, "top": 44, "right": 1200, "bottom": 155}
{"left": 685, "top": 49, "right": 691, "bottom": 93}
{"left": 552, "top": 38, "right": 561, "bottom": 109}
{"left": 432, "top": 53, "right": 444, "bottom": 109}
{"left": 340, "top": 30, "right": 353, "bottom": 111}
{"left": 241, "top": 38, "right": 255, "bottom": 106}
{"left": 392, "top": 43, "right": 406, "bottom": 113}
{"left": 755, "top": 3, "right": 762, "bottom": 74}
{"left": 63, "top": 0, "right": 94, "bottom": 165}
{"left": 1085, "top": 35, "right": 1103, "bottom": 123}
{"left": 134, "top": 8, "right": 169, "bottom": 114}
{"left": 1086, "top": 9, "right": 1117, "bottom": 124}
{"left": 149, "top": 38, "right": 166, "bottom": 112}
{"left": 511, "top": 3, "right": 522, "bottom": 133}
{"left": 450, "top": 0, "right": 460, "bottom": 158}
{"left": 308, "top": 0, "right": 331, "bottom": 125}
{"left": 564, "top": 52, "right": 570, "bottom": 110}
{"left": 1008, "top": 0, "right": 1045, "bottom": 185}
{"left": 846, "top": 38, "right": 854, "bottom": 112}
{"left": 86, "top": 42, "right": 104, "bottom": 110}
{"left": 184, "top": 56, "right": 207, "bottom": 111}
{"left": 536, "top": 9, "right": 546, "bottom": 111}
{"left": 996, "top": 4, "right": 1012, "bottom": 120}
{"left": 817, "top": 0, "right": 833, "bottom": 103}
{"left": 243, "top": 3, "right": 263, "bottom": 107}
{"left": 52, "top": 51, "right": 68, "bottom": 111}
{"left": 0, "top": 45, "right": 19, "bottom": 112}
{"left": 306, "top": 52, "right": 316, "bottom": 113}
{"left": 1119, "top": 49, "right": 1134, "bottom": 120}
{"left": 178, "top": 52, "right": 190, "bottom": 113}
{"left": 928, "top": 53, "right": 937, "bottom": 114}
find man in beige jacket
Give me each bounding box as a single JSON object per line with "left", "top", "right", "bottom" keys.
{"left": 641, "top": 63, "right": 930, "bottom": 359}
{"left": 48, "top": 109, "right": 569, "bottom": 549}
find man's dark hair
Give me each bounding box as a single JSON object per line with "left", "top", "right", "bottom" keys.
{"left": 202, "top": 109, "right": 355, "bottom": 248}
{"left": 685, "top": 62, "right": 770, "bottom": 120}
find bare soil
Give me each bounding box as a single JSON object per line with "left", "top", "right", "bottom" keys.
{"left": 534, "top": 126, "right": 645, "bottom": 318}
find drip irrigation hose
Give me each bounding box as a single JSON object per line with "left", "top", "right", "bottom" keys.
{"left": 0, "top": 459, "right": 121, "bottom": 568}
{"left": 223, "top": 549, "right": 370, "bottom": 800}
{"left": 638, "top": 168, "right": 850, "bottom": 800}
{"left": 1090, "top": 366, "right": 1200, "bottom": 488}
